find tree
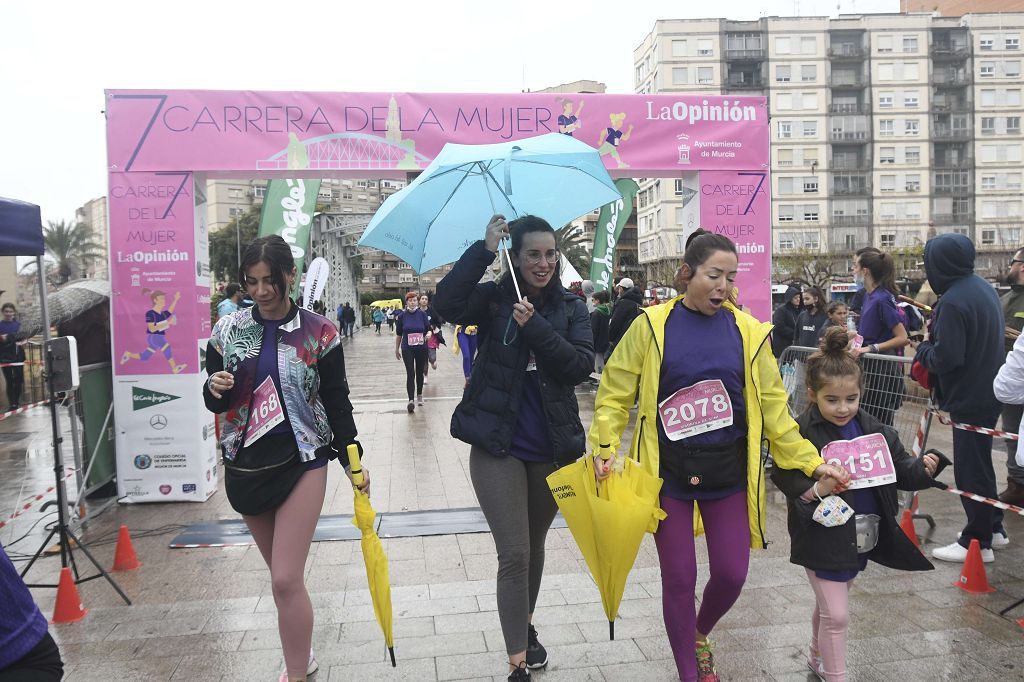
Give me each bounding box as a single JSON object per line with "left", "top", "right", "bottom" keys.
{"left": 772, "top": 249, "right": 841, "bottom": 292}
{"left": 209, "top": 207, "right": 261, "bottom": 283}
{"left": 40, "top": 220, "right": 103, "bottom": 284}
{"left": 555, "top": 224, "right": 590, "bottom": 279}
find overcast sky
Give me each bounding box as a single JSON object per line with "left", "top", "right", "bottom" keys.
{"left": 0, "top": 0, "right": 897, "bottom": 224}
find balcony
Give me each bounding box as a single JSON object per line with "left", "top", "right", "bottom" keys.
{"left": 933, "top": 184, "right": 974, "bottom": 196}
{"left": 828, "top": 130, "right": 870, "bottom": 142}
{"left": 831, "top": 157, "right": 871, "bottom": 170}
{"left": 725, "top": 48, "right": 766, "bottom": 60}
{"left": 831, "top": 173, "right": 872, "bottom": 196}
{"left": 933, "top": 72, "right": 972, "bottom": 86}
{"left": 830, "top": 214, "right": 872, "bottom": 227}
{"left": 932, "top": 156, "right": 973, "bottom": 168}
{"left": 930, "top": 43, "right": 971, "bottom": 59}
{"left": 931, "top": 212, "right": 974, "bottom": 225}
{"left": 931, "top": 100, "right": 972, "bottom": 113}
{"left": 828, "top": 44, "right": 867, "bottom": 60}
{"left": 932, "top": 127, "right": 971, "bottom": 141}
{"left": 828, "top": 103, "right": 870, "bottom": 114}
{"left": 726, "top": 75, "right": 765, "bottom": 89}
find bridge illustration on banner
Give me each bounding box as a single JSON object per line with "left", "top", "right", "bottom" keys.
{"left": 256, "top": 132, "right": 431, "bottom": 171}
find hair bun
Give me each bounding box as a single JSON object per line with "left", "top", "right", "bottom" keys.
{"left": 820, "top": 326, "right": 851, "bottom": 357}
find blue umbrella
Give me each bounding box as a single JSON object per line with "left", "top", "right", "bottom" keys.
{"left": 358, "top": 133, "right": 620, "bottom": 296}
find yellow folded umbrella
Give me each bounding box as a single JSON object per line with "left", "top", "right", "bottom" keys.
{"left": 347, "top": 444, "right": 396, "bottom": 667}
{"left": 546, "top": 417, "right": 665, "bottom": 640}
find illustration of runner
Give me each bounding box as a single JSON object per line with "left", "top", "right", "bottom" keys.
{"left": 596, "top": 112, "right": 634, "bottom": 168}
{"left": 120, "top": 289, "right": 187, "bottom": 374}
{"left": 557, "top": 98, "right": 585, "bottom": 136}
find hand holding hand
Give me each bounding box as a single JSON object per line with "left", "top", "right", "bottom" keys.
{"left": 484, "top": 214, "right": 509, "bottom": 253}
{"left": 512, "top": 299, "right": 535, "bottom": 327}
{"left": 814, "top": 475, "right": 840, "bottom": 496}
{"left": 208, "top": 370, "right": 234, "bottom": 399}
{"left": 814, "top": 462, "right": 851, "bottom": 489}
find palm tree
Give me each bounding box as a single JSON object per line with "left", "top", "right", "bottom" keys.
{"left": 555, "top": 224, "right": 591, "bottom": 279}
{"left": 41, "top": 220, "right": 103, "bottom": 284}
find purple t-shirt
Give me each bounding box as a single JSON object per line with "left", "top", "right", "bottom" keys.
{"left": 396, "top": 309, "right": 430, "bottom": 351}
{"left": 815, "top": 417, "right": 877, "bottom": 582}
{"left": 658, "top": 303, "right": 747, "bottom": 500}
{"left": 146, "top": 309, "right": 172, "bottom": 336}
{"left": 857, "top": 288, "right": 901, "bottom": 347}
{"left": 254, "top": 318, "right": 292, "bottom": 438}
{"left": 510, "top": 358, "right": 555, "bottom": 463}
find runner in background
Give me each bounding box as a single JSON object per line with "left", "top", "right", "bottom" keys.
{"left": 592, "top": 232, "right": 845, "bottom": 682}
{"left": 419, "top": 293, "right": 444, "bottom": 384}
{"left": 0, "top": 303, "right": 24, "bottom": 411}
{"left": 772, "top": 327, "right": 938, "bottom": 682}
{"left": 395, "top": 291, "right": 429, "bottom": 413}
{"left": 217, "top": 283, "right": 243, "bottom": 320}
{"left": 204, "top": 235, "right": 364, "bottom": 682}
{"left": 454, "top": 324, "right": 479, "bottom": 389}
{"left": 998, "top": 247, "right": 1024, "bottom": 505}
{"left": 371, "top": 306, "right": 385, "bottom": 335}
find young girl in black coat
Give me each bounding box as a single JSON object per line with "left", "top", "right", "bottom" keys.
{"left": 771, "top": 327, "right": 940, "bottom": 682}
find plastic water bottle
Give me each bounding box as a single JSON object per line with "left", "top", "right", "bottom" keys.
{"left": 847, "top": 309, "right": 857, "bottom": 332}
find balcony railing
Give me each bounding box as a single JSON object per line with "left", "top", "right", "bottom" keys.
{"left": 828, "top": 130, "right": 870, "bottom": 142}
{"left": 828, "top": 45, "right": 867, "bottom": 59}
{"left": 831, "top": 157, "right": 871, "bottom": 169}
{"left": 931, "top": 100, "right": 972, "bottom": 113}
{"left": 830, "top": 75, "right": 867, "bottom": 88}
{"left": 930, "top": 43, "right": 971, "bottom": 59}
{"left": 831, "top": 184, "right": 872, "bottom": 196}
{"left": 933, "top": 184, "right": 974, "bottom": 196}
{"left": 931, "top": 212, "right": 974, "bottom": 225}
{"left": 933, "top": 72, "right": 972, "bottom": 86}
{"left": 726, "top": 76, "right": 765, "bottom": 89}
{"left": 830, "top": 214, "right": 872, "bottom": 226}
{"left": 725, "top": 48, "right": 766, "bottom": 60}
{"left": 932, "top": 127, "right": 971, "bottom": 140}
{"left": 828, "top": 103, "right": 870, "bottom": 114}
{"left": 932, "top": 156, "right": 973, "bottom": 168}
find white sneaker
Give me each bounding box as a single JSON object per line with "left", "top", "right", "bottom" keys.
{"left": 279, "top": 649, "right": 318, "bottom": 680}
{"left": 416, "top": 395, "right": 424, "bottom": 406}
{"left": 957, "top": 530, "right": 1009, "bottom": 549}
{"left": 932, "top": 541, "right": 994, "bottom": 564}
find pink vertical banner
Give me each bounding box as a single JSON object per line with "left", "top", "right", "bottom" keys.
{"left": 699, "top": 170, "right": 772, "bottom": 321}
{"left": 108, "top": 172, "right": 199, "bottom": 374}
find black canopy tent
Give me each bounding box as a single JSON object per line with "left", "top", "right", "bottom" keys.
{"left": 0, "top": 196, "right": 128, "bottom": 604}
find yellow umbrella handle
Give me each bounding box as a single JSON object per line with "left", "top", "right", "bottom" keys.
{"left": 597, "top": 415, "right": 612, "bottom": 462}
{"left": 347, "top": 443, "right": 364, "bottom": 487}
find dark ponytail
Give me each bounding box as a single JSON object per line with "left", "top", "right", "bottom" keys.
{"left": 806, "top": 326, "right": 861, "bottom": 392}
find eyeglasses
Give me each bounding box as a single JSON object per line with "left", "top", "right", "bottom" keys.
{"left": 522, "top": 250, "right": 559, "bottom": 265}
{"left": 1010, "top": 259, "right": 1024, "bottom": 267}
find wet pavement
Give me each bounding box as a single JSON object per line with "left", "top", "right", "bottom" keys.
{"left": 2, "top": 324, "right": 1022, "bottom": 681}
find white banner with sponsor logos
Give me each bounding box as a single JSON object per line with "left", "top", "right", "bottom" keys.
{"left": 113, "top": 373, "right": 218, "bottom": 502}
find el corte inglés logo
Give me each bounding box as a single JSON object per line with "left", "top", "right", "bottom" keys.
{"left": 132, "top": 386, "right": 181, "bottom": 411}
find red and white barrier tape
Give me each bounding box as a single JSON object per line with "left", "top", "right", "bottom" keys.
{"left": 0, "top": 467, "right": 77, "bottom": 531}
{"left": 930, "top": 409, "right": 1019, "bottom": 441}
{"left": 912, "top": 409, "right": 929, "bottom": 458}
{"left": 0, "top": 400, "right": 50, "bottom": 421}
{"left": 0, "top": 361, "right": 44, "bottom": 368}
{"left": 933, "top": 485, "right": 1024, "bottom": 518}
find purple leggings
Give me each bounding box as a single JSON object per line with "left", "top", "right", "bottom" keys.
{"left": 457, "top": 332, "right": 478, "bottom": 379}
{"left": 655, "top": 491, "right": 750, "bottom": 682}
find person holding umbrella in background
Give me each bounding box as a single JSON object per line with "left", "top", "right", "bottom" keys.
{"left": 593, "top": 232, "right": 845, "bottom": 682}
{"left": 434, "top": 214, "right": 593, "bottom": 681}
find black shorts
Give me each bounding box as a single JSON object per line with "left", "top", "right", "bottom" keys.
{"left": 0, "top": 632, "right": 63, "bottom": 682}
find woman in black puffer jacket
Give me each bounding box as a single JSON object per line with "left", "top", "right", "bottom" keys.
{"left": 434, "top": 214, "right": 593, "bottom": 681}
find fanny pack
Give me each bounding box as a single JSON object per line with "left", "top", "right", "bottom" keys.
{"left": 661, "top": 438, "right": 746, "bottom": 491}
{"left": 223, "top": 433, "right": 305, "bottom": 516}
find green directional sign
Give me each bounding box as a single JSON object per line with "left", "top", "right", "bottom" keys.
{"left": 132, "top": 386, "right": 181, "bottom": 411}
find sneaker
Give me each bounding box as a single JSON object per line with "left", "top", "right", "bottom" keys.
{"left": 279, "top": 649, "right": 317, "bottom": 680}
{"left": 422, "top": 377, "right": 428, "bottom": 385}
{"left": 407, "top": 400, "right": 415, "bottom": 413}
{"left": 958, "top": 530, "right": 1009, "bottom": 549}
{"left": 695, "top": 638, "right": 720, "bottom": 682}
{"left": 508, "top": 662, "right": 530, "bottom": 681}
{"left": 932, "top": 541, "right": 994, "bottom": 563}
{"left": 807, "top": 651, "right": 825, "bottom": 681}
{"left": 526, "top": 623, "right": 548, "bottom": 669}
{"left": 416, "top": 394, "right": 424, "bottom": 406}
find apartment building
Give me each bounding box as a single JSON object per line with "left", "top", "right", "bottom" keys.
{"left": 634, "top": 12, "right": 1024, "bottom": 281}
{"left": 74, "top": 196, "right": 109, "bottom": 280}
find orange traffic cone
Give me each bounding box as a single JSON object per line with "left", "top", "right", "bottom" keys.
{"left": 52, "top": 567, "right": 88, "bottom": 623}
{"left": 899, "top": 509, "right": 920, "bottom": 548}
{"left": 954, "top": 539, "right": 995, "bottom": 593}
{"left": 111, "top": 525, "right": 141, "bottom": 571}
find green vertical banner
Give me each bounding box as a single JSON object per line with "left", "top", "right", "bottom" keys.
{"left": 258, "top": 178, "right": 321, "bottom": 296}
{"left": 589, "top": 178, "right": 639, "bottom": 292}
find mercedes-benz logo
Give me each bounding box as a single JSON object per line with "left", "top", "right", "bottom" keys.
{"left": 150, "top": 414, "right": 168, "bottom": 430}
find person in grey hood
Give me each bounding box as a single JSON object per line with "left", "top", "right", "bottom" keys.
{"left": 913, "top": 233, "right": 1007, "bottom": 563}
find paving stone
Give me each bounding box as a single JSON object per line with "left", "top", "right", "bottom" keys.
{"left": 327, "top": 656, "right": 437, "bottom": 681}
{"left": 106, "top": 614, "right": 211, "bottom": 641}
{"left": 65, "top": 655, "right": 182, "bottom": 681}
{"left": 482, "top": 622, "right": 586, "bottom": 653}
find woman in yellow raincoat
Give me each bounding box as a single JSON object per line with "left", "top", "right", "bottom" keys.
{"left": 591, "top": 230, "right": 848, "bottom": 682}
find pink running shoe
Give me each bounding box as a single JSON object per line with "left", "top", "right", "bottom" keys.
{"left": 695, "top": 638, "right": 720, "bottom": 682}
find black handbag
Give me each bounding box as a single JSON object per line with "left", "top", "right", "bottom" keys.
{"left": 223, "top": 433, "right": 306, "bottom": 516}
{"left": 661, "top": 438, "right": 747, "bottom": 491}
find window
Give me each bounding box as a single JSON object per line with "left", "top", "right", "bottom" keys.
{"left": 801, "top": 37, "right": 816, "bottom": 54}
{"left": 775, "top": 37, "right": 791, "bottom": 54}
{"left": 981, "top": 62, "right": 995, "bottom": 78}
{"left": 778, "top": 205, "right": 795, "bottom": 221}
{"left": 801, "top": 65, "right": 817, "bottom": 82}
{"left": 804, "top": 232, "right": 821, "bottom": 250}
{"left": 907, "top": 203, "right": 921, "bottom": 219}
{"left": 675, "top": 207, "right": 685, "bottom": 226}
{"left": 903, "top": 62, "right": 920, "bottom": 80}
{"left": 880, "top": 147, "right": 896, "bottom": 164}
{"left": 905, "top": 119, "right": 919, "bottom": 135}
{"left": 1009, "top": 116, "right": 1022, "bottom": 134}
{"left": 982, "top": 175, "right": 997, "bottom": 190}
{"left": 802, "top": 121, "right": 817, "bottom": 137}
{"left": 698, "top": 39, "right": 713, "bottom": 56}
{"left": 906, "top": 174, "right": 920, "bottom": 192}
{"left": 803, "top": 178, "right": 819, "bottom": 193}
{"left": 672, "top": 67, "right": 688, "bottom": 85}
{"left": 982, "top": 117, "right": 996, "bottom": 134}
{"left": 879, "top": 119, "right": 894, "bottom": 136}
{"left": 981, "top": 89, "right": 997, "bottom": 106}
{"left": 776, "top": 93, "right": 793, "bottom": 110}
{"left": 1008, "top": 35, "right": 1021, "bottom": 51}
{"left": 880, "top": 203, "right": 898, "bottom": 219}
{"left": 778, "top": 177, "right": 795, "bottom": 194}
{"left": 776, "top": 65, "right": 791, "bottom": 82}
{"left": 804, "top": 147, "right": 819, "bottom": 165}
{"left": 1010, "top": 173, "right": 1023, "bottom": 190}
{"left": 252, "top": 185, "right": 266, "bottom": 199}
{"left": 673, "top": 179, "right": 684, "bottom": 196}
{"left": 1010, "top": 90, "right": 1023, "bottom": 106}
{"left": 881, "top": 233, "right": 896, "bottom": 248}
{"left": 906, "top": 146, "right": 921, "bottom": 165}
{"left": 1007, "top": 61, "right": 1021, "bottom": 78}
{"left": 904, "top": 92, "right": 918, "bottom": 108}
{"left": 342, "top": 192, "right": 352, "bottom": 199}
{"left": 777, "top": 148, "right": 794, "bottom": 166}
{"left": 672, "top": 40, "right": 687, "bottom": 57}
{"left": 879, "top": 63, "right": 894, "bottom": 81}
{"left": 803, "top": 205, "right": 819, "bottom": 221}
{"left": 228, "top": 207, "right": 244, "bottom": 217}
{"left": 981, "top": 230, "right": 996, "bottom": 246}
{"left": 778, "top": 233, "right": 796, "bottom": 250}
{"left": 879, "top": 93, "right": 894, "bottom": 108}
{"left": 903, "top": 36, "right": 918, "bottom": 53}
{"left": 779, "top": 121, "right": 792, "bottom": 138}
{"left": 980, "top": 36, "right": 994, "bottom": 51}
{"left": 877, "top": 35, "right": 893, "bottom": 53}
{"left": 697, "top": 66, "right": 713, "bottom": 84}
{"left": 880, "top": 175, "right": 896, "bottom": 192}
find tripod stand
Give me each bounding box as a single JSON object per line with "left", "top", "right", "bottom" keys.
{"left": 17, "top": 254, "right": 130, "bottom": 605}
